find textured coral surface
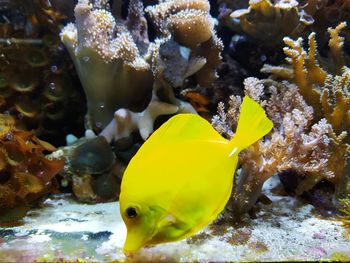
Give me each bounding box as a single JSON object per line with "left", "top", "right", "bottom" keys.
{"left": 0, "top": 0, "right": 85, "bottom": 143}
{"left": 0, "top": 115, "right": 64, "bottom": 223}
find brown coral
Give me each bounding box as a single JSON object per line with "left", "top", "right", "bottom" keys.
{"left": 301, "top": 0, "right": 350, "bottom": 44}
{"left": 262, "top": 23, "right": 349, "bottom": 136}
{"left": 0, "top": 0, "right": 85, "bottom": 141}
{"left": 0, "top": 114, "right": 64, "bottom": 223}
{"left": 226, "top": 0, "right": 315, "bottom": 44}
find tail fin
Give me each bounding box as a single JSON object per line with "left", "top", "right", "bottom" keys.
{"left": 229, "top": 96, "right": 273, "bottom": 156}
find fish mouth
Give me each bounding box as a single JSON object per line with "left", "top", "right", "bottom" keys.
{"left": 123, "top": 225, "right": 157, "bottom": 254}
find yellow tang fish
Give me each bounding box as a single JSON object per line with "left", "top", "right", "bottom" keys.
{"left": 120, "top": 96, "right": 273, "bottom": 253}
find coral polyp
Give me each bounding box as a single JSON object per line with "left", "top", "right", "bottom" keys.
{"left": 61, "top": 0, "right": 153, "bottom": 129}
{"left": 61, "top": 0, "right": 222, "bottom": 139}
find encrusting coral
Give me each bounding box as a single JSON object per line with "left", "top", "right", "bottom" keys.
{"left": 61, "top": 0, "right": 222, "bottom": 139}
{"left": 0, "top": 114, "right": 64, "bottom": 223}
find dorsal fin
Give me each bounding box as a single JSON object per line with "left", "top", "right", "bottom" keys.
{"left": 141, "top": 113, "right": 227, "bottom": 150}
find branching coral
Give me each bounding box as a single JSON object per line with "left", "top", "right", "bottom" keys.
{"left": 213, "top": 77, "right": 340, "bottom": 215}
{"left": 0, "top": 114, "right": 64, "bottom": 223}
{"left": 212, "top": 23, "right": 349, "bottom": 215}
{"left": 222, "top": 0, "right": 315, "bottom": 44}
{"left": 261, "top": 23, "right": 349, "bottom": 196}
{"left": 262, "top": 23, "right": 349, "bottom": 132}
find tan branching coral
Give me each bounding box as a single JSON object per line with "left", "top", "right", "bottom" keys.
{"left": 213, "top": 77, "right": 344, "bottom": 215}
{"left": 0, "top": 114, "right": 64, "bottom": 223}
{"left": 227, "top": 0, "right": 315, "bottom": 44}
{"left": 214, "top": 23, "right": 350, "bottom": 215}
{"left": 261, "top": 23, "right": 349, "bottom": 143}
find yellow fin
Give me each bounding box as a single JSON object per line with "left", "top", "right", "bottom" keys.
{"left": 229, "top": 96, "right": 273, "bottom": 155}
{"left": 144, "top": 113, "right": 227, "bottom": 148}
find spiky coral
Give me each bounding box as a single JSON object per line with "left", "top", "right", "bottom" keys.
{"left": 212, "top": 23, "right": 349, "bottom": 215}
{"left": 262, "top": 23, "right": 349, "bottom": 134}
{"left": 213, "top": 78, "right": 340, "bottom": 215}
{"left": 0, "top": 114, "right": 64, "bottom": 223}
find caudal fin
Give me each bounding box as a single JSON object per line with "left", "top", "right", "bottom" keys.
{"left": 229, "top": 96, "right": 273, "bottom": 156}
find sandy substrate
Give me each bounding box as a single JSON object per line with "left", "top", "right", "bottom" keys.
{"left": 0, "top": 178, "right": 349, "bottom": 262}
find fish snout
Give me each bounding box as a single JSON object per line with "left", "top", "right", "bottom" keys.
{"left": 123, "top": 230, "right": 149, "bottom": 254}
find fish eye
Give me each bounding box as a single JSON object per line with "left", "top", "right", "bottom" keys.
{"left": 126, "top": 206, "right": 138, "bottom": 218}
